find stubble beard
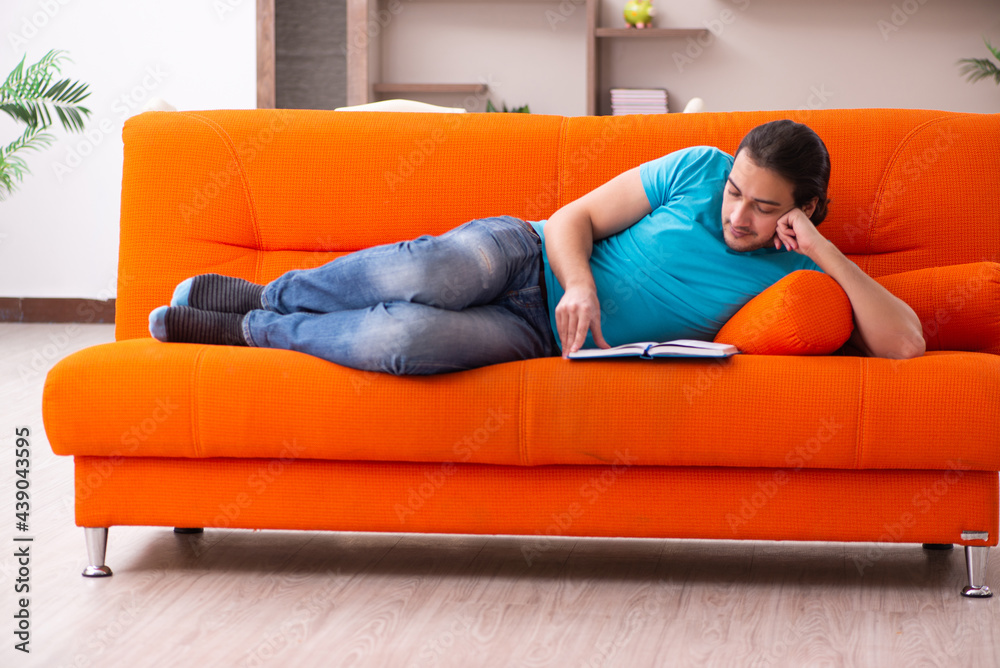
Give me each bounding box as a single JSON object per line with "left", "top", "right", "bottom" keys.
{"left": 723, "top": 219, "right": 775, "bottom": 253}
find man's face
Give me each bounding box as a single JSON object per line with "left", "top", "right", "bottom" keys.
{"left": 721, "top": 150, "right": 797, "bottom": 252}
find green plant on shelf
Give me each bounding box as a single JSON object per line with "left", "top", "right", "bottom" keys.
{"left": 1, "top": 49, "right": 92, "bottom": 201}
{"left": 486, "top": 100, "right": 530, "bottom": 114}
{"left": 957, "top": 37, "right": 1000, "bottom": 87}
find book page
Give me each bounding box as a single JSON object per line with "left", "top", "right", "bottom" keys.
{"left": 647, "top": 340, "right": 738, "bottom": 356}
{"left": 566, "top": 343, "right": 652, "bottom": 359}
{"left": 658, "top": 340, "right": 736, "bottom": 350}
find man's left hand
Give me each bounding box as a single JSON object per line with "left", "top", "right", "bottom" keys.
{"left": 774, "top": 208, "right": 824, "bottom": 257}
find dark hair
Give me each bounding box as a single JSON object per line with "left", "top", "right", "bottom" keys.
{"left": 736, "top": 119, "right": 831, "bottom": 225}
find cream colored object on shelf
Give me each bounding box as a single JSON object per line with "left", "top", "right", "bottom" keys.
{"left": 682, "top": 97, "right": 705, "bottom": 113}
{"left": 335, "top": 99, "right": 466, "bottom": 113}
{"left": 141, "top": 97, "right": 177, "bottom": 113}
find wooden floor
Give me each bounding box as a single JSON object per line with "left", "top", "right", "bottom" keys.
{"left": 2, "top": 323, "right": 998, "bottom": 667}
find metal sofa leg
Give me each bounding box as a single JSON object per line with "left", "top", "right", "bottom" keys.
{"left": 82, "top": 527, "right": 113, "bottom": 577}
{"left": 961, "top": 545, "right": 992, "bottom": 598}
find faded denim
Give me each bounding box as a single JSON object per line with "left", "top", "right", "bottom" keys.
{"left": 243, "top": 216, "right": 558, "bottom": 375}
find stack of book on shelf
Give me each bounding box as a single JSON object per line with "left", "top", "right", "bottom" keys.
{"left": 610, "top": 88, "right": 668, "bottom": 115}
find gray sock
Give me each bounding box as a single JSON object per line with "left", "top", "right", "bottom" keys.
{"left": 187, "top": 274, "right": 265, "bottom": 314}
{"left": 162, "top": 306, "right": 247, "bottom": 346}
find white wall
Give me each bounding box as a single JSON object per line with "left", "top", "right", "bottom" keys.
{"left": 0, "top": 0, "right": 256, "bottom": 300}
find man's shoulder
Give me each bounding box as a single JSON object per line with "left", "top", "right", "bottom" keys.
{"left": 656, "top": 145, "right": 733, "bottom": 166}
{"left": 642, "top": 145, "right": 734, "bottom": 183}
{"left": 676, "top": 145, "right": 733, "bottom": 160}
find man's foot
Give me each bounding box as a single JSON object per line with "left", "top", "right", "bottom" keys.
{"left": 149, "top": 306, "right": 248, "bottom": 346}
{"left": 171, "top": 274, "right": 265, "bottom": 314}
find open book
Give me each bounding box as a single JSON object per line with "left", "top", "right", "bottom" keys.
{"left": 567, "top": 339, "right": 740, "bottom": 360}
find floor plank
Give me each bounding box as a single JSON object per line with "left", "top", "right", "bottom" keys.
{"left": 3, "top": 323, "right": 998, "bottom": 667}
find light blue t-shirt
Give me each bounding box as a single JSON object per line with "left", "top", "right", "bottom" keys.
{"left": 530, "top": 146, "right": 822, "bottom": 350}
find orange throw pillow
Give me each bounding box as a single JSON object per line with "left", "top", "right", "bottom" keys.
{"left": 875, "top": 262, "right": 1000, "bottom": 353}
{"left": 715, "top": 270, "right": 853, "bottom": 355}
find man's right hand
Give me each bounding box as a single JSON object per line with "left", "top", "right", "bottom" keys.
{"left": 543, "top": 165, "right": 650, "bottom": 358}
{"left": 555, "top": 284, "right": 611, "bottom": 357}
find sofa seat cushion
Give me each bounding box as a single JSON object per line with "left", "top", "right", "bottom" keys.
{"left": 43, "top": 339, "right": 1000, "bottom": 471}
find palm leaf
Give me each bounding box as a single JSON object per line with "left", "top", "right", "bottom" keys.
{"left": 1, "top": 51, "right": 58, "bottom": 100}
{"left": 0, "top": 49, "right": 91, "bottom": 133}
{"left": 958, "top": 57, "right": 1000, "bottom": 85}
{"left": 0, "top": 49, "right": 91, "bottom": 200}
{"left": 0, "top": 129, "right": 55, "bottom": 202}
{"left": 957, "top": 37, "right": 1000, "bottom": 86}
{"left": 987, "top": 39, "right": 1000, "bottom": 62}
{"left": 3, "top": 123, "right": 54, "bottom": 157}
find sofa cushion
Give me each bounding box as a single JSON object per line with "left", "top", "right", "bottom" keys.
{"left": 875, "top": 262, "right": 1000, "bottom": 354}
{"left": 43, "top": 339, "right": 1000, "bottom": 472}
{"left": 714, "top": 270, "right": 854, "bottom": 355}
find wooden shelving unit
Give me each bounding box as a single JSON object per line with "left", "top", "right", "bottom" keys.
{"left": 594, "top": 28, "right": 708, "bottom": 38}
{"left": 372, "top": 83, "right": 488, "bottom": 95}
{"left": 586, "top": 0, "right": 707, "bottom": 115}
{"left": 340, "top": 0, "right": 708, "bottom": 115}
{"left": 256, "top": 0, "right": 275, "bottom": 108}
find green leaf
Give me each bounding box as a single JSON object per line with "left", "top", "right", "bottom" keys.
{"left": 957, "top": 37, "right": 1000, "bottom": 87}
{"left": 486, "top": 99, "right": 531, "bottom": 114}
{"left": 0, "top": 49, "right": 90, "bottom": 132}
{"left": 958, "top": 57, "right": 1000, "bottom": 85}
{"left": 0, "top": 49, "right": 91, "bottom": 198}
{"left": 0, "top": 130, "right": 55, "bottom": 201}
{"left": 984, "top": 37, "right": 1000, "bottom": 63}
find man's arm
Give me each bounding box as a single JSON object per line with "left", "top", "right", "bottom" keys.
{"left": 544, "top": 166, "right": 653, "bottom": 357}
{"left": 775, "top": 209, "right": 925, "bottom": 359}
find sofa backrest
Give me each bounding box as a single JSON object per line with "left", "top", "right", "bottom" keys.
{"left": 115, "top": 108, "right": 1000, "bottom": 341}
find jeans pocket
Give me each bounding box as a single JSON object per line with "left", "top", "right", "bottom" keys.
{"left": 503, "top": 285, "right": 543, "bottom": 309}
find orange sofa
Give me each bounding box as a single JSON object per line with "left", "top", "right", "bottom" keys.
{"left": 42, "top": 108, "right": 1000, "bottom": 597}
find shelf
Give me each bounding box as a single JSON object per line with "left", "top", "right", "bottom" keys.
{"left": 347, "top": 0, "right": 709, "bottom": 114}
{"left": 384, "top": 0, "right": 554, "bottom": 2}
{"left": 595, "top": 28, "right": 708, "bottom": 38}
{"left": 373, "top": 83, "right": 488, "bottom": 94}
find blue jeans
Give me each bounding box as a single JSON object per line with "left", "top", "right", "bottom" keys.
{"left": 243, "top": 216, "right": 559, "bottom": 374}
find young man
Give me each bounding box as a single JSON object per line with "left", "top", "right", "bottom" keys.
{"left": 149, "top": 120, "right": 925, "bottom": 374}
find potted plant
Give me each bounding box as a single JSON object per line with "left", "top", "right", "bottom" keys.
{"left": 486, "top": 100, "right": 530, "bottom": 114}
{"left": 1, "top": 50, "right": 91, "bottom": 201}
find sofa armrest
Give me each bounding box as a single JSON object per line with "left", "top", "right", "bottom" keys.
{"left": 875, "top": 262, "right": 1000, "bottom": 354}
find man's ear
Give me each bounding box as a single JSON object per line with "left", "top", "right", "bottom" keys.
{"left": 800, "top": 197, "right": 819, "bottom": 219}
